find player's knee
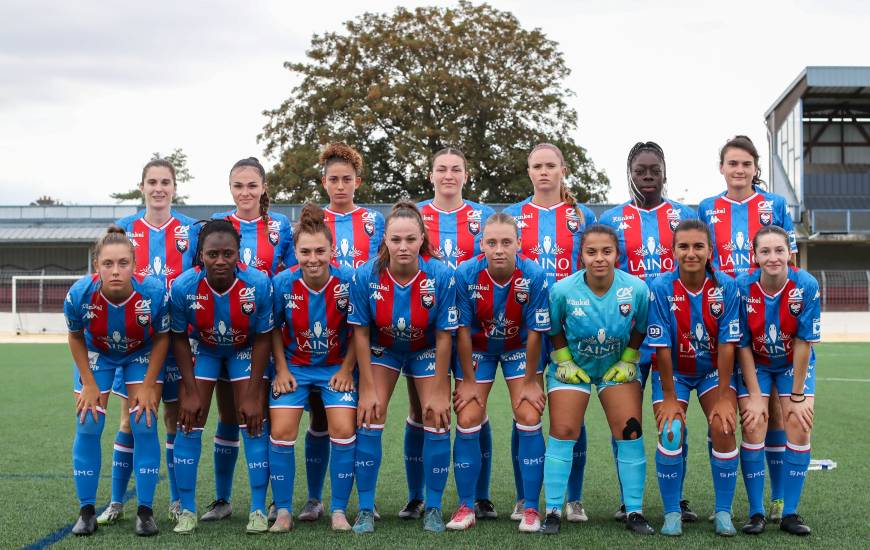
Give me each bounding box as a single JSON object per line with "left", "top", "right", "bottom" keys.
{"left": 77, "top": 412, "right": 106, "bottom": 436}
{"left": 513, "top": 408, "right": 541, "bottom": 429}
{"left": 328, "top": 424, "right": 355, "bottom": 441}
{"left": 622, "top": 417, "right": 642, "bottom": 440}
{"left": 270, "top": 423, "right": 298, "bottom": 444}
{"left": 457, "top": 406, "right": 483, "bottom": 429}
{"left": 549, "top": 422, "right": 579, "bottom": 441}
{"left": 131, "top": 412, "right": 158, "bottom": 436}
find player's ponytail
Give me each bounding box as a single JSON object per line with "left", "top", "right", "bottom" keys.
{"left": 230, "top": 157, "right": 271, "bottom": 241}
{"left": 673, "top": 219, "right": 719, "bottom": 287}
{"left": 294, "top": 202, "right": 333, "bottom": 245}
{"left": 376, "top": 201, "right": 437, "bottom": 272}
{"left": 94, "top": 225, "right": 135, "bottom": 262}
{"left": 719, "top": 135, "right": 766, "bottom": 191}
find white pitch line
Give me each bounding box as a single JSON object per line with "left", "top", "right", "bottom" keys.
{"left": 816, "top": 377, "right": 870, "bottom": 383}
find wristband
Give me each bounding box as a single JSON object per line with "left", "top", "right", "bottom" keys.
{"left": 789, "top": 394, "right": 807, "bottom": 403}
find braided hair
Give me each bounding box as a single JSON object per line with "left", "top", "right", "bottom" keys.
{"left": 672, "top": 219, "right": 718, "bottom": 287}
{"left": 229, "top": 157, "right": 271, "bottom": 241}
{"left": 194, "top": 219, "right": 241, "bottom": 268}
{"left": 719, "top": 135, "right": 766, "bottom": 190}
{"left": 626, "top": 141, "right": 666, "bottom": 206}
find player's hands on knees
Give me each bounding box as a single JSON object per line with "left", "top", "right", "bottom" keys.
{"left": 132, "top": 382, "right": 161, "bottom": 427}
{"left": 329, "top": 369, "right": 354, "bottom": 393}
{"left": 76, "top": 382, "right": 102, "bottom": 423}
{"left": 603, "top": 348, "right": 640, "bottom": 383}
{"left": 238, "top": 391, "right": 264, "bottom": 437}
{"left": 551, "top": 347, "right": 590, "bottom": 384}
{"left": 514, "top": 379, "right": 546, "bottom": 414}
{"left": 356, "top": 390, "right": 382, "bottom": 428}
{"left": 424, "top": 393, "right": 451, "bottom": 431}
{"left": 740, "top": 394, "right": 768, "bottom": 432}
{"left": 453, "top": 379, "right": 483, "bottom": 413}
{"left": 787, "top": 400, "right": 814, "bottom": 432}
{"left": 178, "top": 385, "right": 202, "bottom": 434}
{"left": 708, "top": 395, "right": 737, "bottom": 435}
{"left": 655, "top": 397, "right": 685, "bottom": 434}
{"left": 272, "top": 368, "right": 296, "bottom": 395}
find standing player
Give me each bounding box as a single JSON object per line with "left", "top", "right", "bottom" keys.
{"left": 698, "top": 136, "right": 797, "bottom": 522}
{"left": 268, "top": 204, "right": 358, "bottom": 532}
{"left": 350, "top": 202, "right": 458, "bottom": 534}
{"left": 169, "top": 219, "right": 274, "bottom": 534}
{"left": 446, "top": 213, "right": 550, "bottom": 532}
{"left": 647, "top": 220, "right": 742, "bottom": 537}
{"left": 541, "top": 224, "right": 653, "bottom": 535}
{"left": 416, "top": 147, "right": 496, "bottom": 520}
{"left": 736, "top": 226, "right": 820, "bottom": 536}
{"left": 502, "top": 143, "right": 597, "bottom": 522}
{"left": 599, "top": 142, "right": 698, "bottom": 522}
{"left": 289, "top": 143, "right": 384, "bottom": 523}
{"left": 65, "top": 226, "right": 169, "bottom": 536}
{"left": 203, "top": 157, "right": 296, "bottom": 524}
{"left": 98, "top": 159, "right": 200, "bottom": 527}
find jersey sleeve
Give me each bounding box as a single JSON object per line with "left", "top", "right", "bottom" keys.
{"left": 281, "top": 218, "right": 297, "bottom": 268}
{"left": 697, "top": 197, "right": 713, "bottom": 224}
{"left": 719, "top": 278, "right": 742, "bottom": 344}
{"left": 169, "top": 276, "right": 189, "bottom": 333}
{"left": 348, "top": 267, "right": 371, "bottom": 327}
{"left": 372, "top": 211, "right": 386, "bottom": 250}
{"left": 679, "top": 202, "right": 699, "bottom": 220}
{"left": 455, "top": 265, "right": 474, "bottom": 327}
{"left": 63, "top": 279, "right": 85, "bottom": 332}
{"left": 736, "top": 278, "right": 752, "bottom": 348}
{"left": 436, "top": 268, "right": 458, "bottom": 331}
{"left": 526, "top": 267, "right": 551, "bottom": 332}
{"left": 254, "top": 277, "right": 274, "bottom": 333}
{"left": 154, "top": 288, "right": 171, "bottom": 333}
{"left": 797, "top": 274, "right": 821, "bottom": 342}
{"left": 632, "top": 278, "right": 650, "bottom": 334}
{"left": 581, "top": 204, "right": 597, "bottom": 225}
{"left": 271, "top": 276, "right": 287, "bottom": 330}
{"left": 645, "top": 282, "right": 671, "bottom": 347}
{"left": 777, "top": 197, "right": 798, "bottom": 253}
{"left": 547, "top": 284, "right": 565, "bottom": 337}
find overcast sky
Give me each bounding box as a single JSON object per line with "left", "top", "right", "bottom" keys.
{"left": 1, "top": 0, "right": 868, "bottom": 206}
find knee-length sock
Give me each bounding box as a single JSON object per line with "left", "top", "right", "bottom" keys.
{"left": 616, "top": 437, "right": 646, "bottom": 514}
{"left": 329, "top": 436, "right": 356, "bottom": 512}
{"left": 765, "top": 429, "right": 787, "bottom": 501}
{"left": 403, "top": 418, "right": 425, "bottom": 502}
{"left": 782, "top": 442, "right": 811, "bottom": 517}
{"left": 424, "top": 428, "right": 451, "bottom": 510}
{"left": 110, "top": 430, "right": 134, "bottom": 504}
{"left": 130, "top": 410, "right": 160, "bottom": 509}
{"left": 475, "top": 418, "right": 492, "bottom": 501}
{"left": 268, "top": 437, "right": 295, "bottom": 512}
{"left": 72, "top": 408, "right": 106, "bottom": 507}
{"left": 173, "top": 428, "right": 203, "bottom": 513}
{"left": 740, "top": 442, "right": 766, "bottom": 517}
{"left": 543, "top": 436, "right": 574, "bottom": 512}
{"left": 241, "top": 426, "right": 270, "bottom": 514}
{"left": 454, "top": 425, "right": 482, "bottom": 508}
{"left": 566, "top": 424, "right": 587, "bottom": 502}
{"left": 517, "top": 423, "right": 545, "bottom": 511}
{"left": 711, "top": 448, "right": 739, "bottom": 513}
{"left": 213, "top": 421, "right": 239, "bottom": 502}
{"left": 355, "top": 426, "right": 383, "bottom": 511}
{"left": 305, "top": 429, "right": 330, "bottom": 501}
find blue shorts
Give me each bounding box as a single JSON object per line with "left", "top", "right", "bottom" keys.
{"left": 371, "top": 345, "right": 437, "bottom": 378}
{"left": 74, "top": 363, "right": 163, "bottom": 394}
{"left": 735, "top": 364, "right": 815, "bottom": 398}
{"left": 82, "top": 348, "right": 150, "bottom": 373}
{"left": 456, "top": 349, "right": 543, "bottom": 383}
{"left": 218, "top": 357, "right": 271, "bottom": 382}
{"left": 111, "top": 357, "right": 179, "bottom": 402}
{"left": 270, "top": 365, "right": 357, "bottom": 409}
{"left": 195, "top": 348, "right": 253, "bottom": 382}
{"left": 545, "top": 365, "right": 637, "bottom": 395}
{"left": 650, "top": 369, "right": 735, "bottom": 404}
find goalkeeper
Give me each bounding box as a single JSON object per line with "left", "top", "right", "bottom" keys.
{"left": 539, "top": 225, "right": 653, "bottom": 536}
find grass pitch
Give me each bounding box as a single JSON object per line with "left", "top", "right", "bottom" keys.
{"left": 1, "top": 343, "right": 866, "bottom": 549}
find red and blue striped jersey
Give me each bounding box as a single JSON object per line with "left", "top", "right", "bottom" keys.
{"left": 501, "top": 199, "right": 597, "bottom": 285}
{"left": 455, "top": 254, "right": 550, "bottom": 355}
{"left": 698, "top": 190, "right": 797, "bottom": 277}
{"left": 348, "top": 256, "right": 458, "bottom": 353}
{"left": 647, "top": 270, "right": 742, "bottom": 377}
{"left": 272, "top": 264, "right": 354, "bottom": 367}
{"left": 323, "top": 206, "right": 385, "bottom": 269}
{"left": 417, "top": 200, "right": 495, "bottom": 269}
{"left": 169, "top": 264, "right": 273, "bottom": 355}
{"left": 64, "top": 274, "right": 169, "bottom": 368}
{"left": 736, "top": 269, "right": 820, "bottom": 369}
{"left": 212, "top": 210, "right": 296, "bottom": 276}
{"left": 116, "top": 210, "right": 200, "bottom": 286}
{"left": 599, "top": 200, "right": 697, "bottom": 281}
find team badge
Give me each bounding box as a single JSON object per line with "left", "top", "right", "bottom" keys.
{"left": 789, "top": 301, "right": 802, "bottom": 316}
{"left": 336, "top": 296, "right": 349, "bottom": 312}
{"left": 371, "top": 347, "right": 384, "bottom": 358}
{"left": 468, "top": 220, "right": 480, "bottom": 235}
{"left": 709, "top": 301, "right": 723, "bottom": 318}
{"left": 421, "top": 293, "right": 435, "bottom": 309}
{"left": 175, "top": 238, "right": 189, "bottom": 253}
{"left": 136, "top": 313, "right": 151, "bottom": 327}
{"left": 271, "top": 385, "right": 282, "bottom": 399}
{"left": 759, "top": 212, "right": 772, "bottom": 226}
{"left": 619, "top": 303, "right": 631, "bottom": 317}
{"left": 515, "top": 291, "right": 528, "bottom": 305}
{"left": 667, "top": 208, "right": 681, "bottom": 231}
{"left": 567, "top": 218, "right": 579, "bottom": 233}
{"left": 268, "top": 231, "right": 280, "bottom": 246}
{"left": 364, "top": 222, "right": 375, "bottom": 236}
{"left": 241, "top": 302, "right": 255, "bottom": 315}
{"left": 514, "top": 277, "right": 531, "bottom": 305}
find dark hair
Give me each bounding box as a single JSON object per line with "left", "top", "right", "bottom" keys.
{"left": 579, "top": 223, "right": 618, "bottom": 249}
{"left": 194, "top": 219, "right": 241, "bottom": 268}
{"left": 528, "top": 143, "right": 582, "bottom": 217}
{"left": 719, "top": 135, "right": 765, "bottom": 189}
{"left": 141, "top": 159, "right": 176, "bottom": 186}
{"left": 376, "top": 201, "right": 437, "bottom": 271}
{"left": 751, "top": 225, "right": 792, "bottom": 266}
{"left": 432, "top": 147, "right": 467, "bottom": 172}
{"left": 626, "top": 141, "right": 666, "bottom": 205}
{"left": 483, "top": 212, "right": 519, "bottom": 238}
{"left": 294, "top": 203, "right": 333, "bottom": 246}
{"left": 320, "top": 142, "right": 363, "bottom": 175}
{"left": 673, "top": 219, "right": 718, "bottom": 287}
{"left": 230, "top": 157, "right": 270, "bottom": 239}
{"left": 94, "top": 225, "right": 134, "bottom": 261}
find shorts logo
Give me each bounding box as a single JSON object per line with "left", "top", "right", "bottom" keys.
{"left": 371, "top": 346, "right": 384, "bottom": 358}
{"left": 619, "top": 303, "right": 631, "bottom": 317}
{"left": 648, "top": 324, "right": 663, "bottom": 339}
{"left": 269, "top": 231, "right": 280, "bottom": 246}
{"left": 175, "top": 238, "right": 189, "bottom": 253}
{"left": 447, "top": 306, "right": 458, "bottom": 325}
{"left": 709, "top": 301, "right": 723, "bottom": 318}
{"left": 421, "top": 293, "right": 435, "bottom": 309}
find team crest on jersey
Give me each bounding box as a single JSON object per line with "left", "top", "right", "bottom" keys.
{"left": 239, "top": 286, "right": 256, "bottom": 315}
{"left": 364, "top": 221, "right": 375, "bottom": 236}
{"left": 268, "top": 231, "right": 279, "bottom": 246}
{"left": 666, "top": 208, "right": 681, "bottom": 231}
{"left": 759, "top": 212, "right": 772, "bottom": 226}
{"left": 709, "top": 301, "right": 723, "bottom": 318}
{"left": 134, "top": 299, "right": 152, "bottom": 327}
{"left": 566, "top": 208, "right": 581, "bottom": 233}
{"left": 421, "top": 293, "right": 435, "bottom": 309}
{"left": 175, "top": 238, "right": 189, "bottom": 253}
{"left": 466, "top": 209, "right": 483, "bottom": 235}
{"left": 619, "top": 303, "right": 631, "bottom": 317}
{"left": 788, "top": 301, "right": 802, "bottom": 316}
{"left": 334, "top": 282, "right": 350, "bottom": 312}
{"left": 241, "top": 302, "right": 255, "bottom": 315}
{"left": 514, "top": 277, "right": 530, "bottom": 305}
{"left": 787, "top": 287, "right": 803, "bottom": 316}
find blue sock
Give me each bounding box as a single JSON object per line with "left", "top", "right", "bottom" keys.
{"left": 475, "top": 418, "right": 492, "bottom": 501}
{"left": 404, "top": 418, "right": 425, "bottom": 502}
{"left": 679, "top": 426, "right": 689, "bottom": 500}
{"left": 166, "top": 432, "right": 179, "bottom": 503}
{"left": 611, "top": 436, "right": 624, "bottom": 504}
{"left": 454, "top": 425, "right": 482, "bottom": 508}
{"left": 268, "top": 438, "right": 295, "bottom": 512}
{"left": 765, "top": 429, "right": 786, "bottom": 501}
{"left": 424, "top": 428, "right": 451, "bottom": 510}
{"left": 72, "top": 409, "right": 106, "bottom": 507}
{"left": 305, "top": 429, "right": 330, "bottom": 501}
{"left": 544, "top": 436, "right": 574, "bottom": 511}
{"left": 616, "top": 437, "right": 646, "bottom": 514}
{"left": 511, "top": 421, "right": 524, "bottom": 502}
{"left": 130, "top": 411, "right": 160, "bottom": 509}
{"left": 174, "top": 429, "right": 203, "bottom": 512}
{"left": 567, "top": 424, "right": 587, "bottom": 502}
{"left": 783, "top": 442, "right": 811, "bottom": 516}
{"left": 740, "top": 442, "right": 766, "bottom": 517}
{"left": 241, "top": 426, "right": 269, "bottom": 514}
{"left": 355, "top": 426, "right": 383, "bottom": 511}
{"left": 329, "top": 436, "right": 356, "bottom": 513}
{"left": 110, "top": 430, "right": 134, "bottom": 504}
{"left": 655, "top": 443, "right": 683, "bottom": 514}
{"left": 711, "top": 447, "right": 739, "bottom": 513}
{"left": 517, "top": 423, "right": 545, "bottom": 511}
{"left": 214, "top": 421, "right": 239, "bottom": 502}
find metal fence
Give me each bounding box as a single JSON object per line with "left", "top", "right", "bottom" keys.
{"left": 810, "top": 270, "right": 870, "bottom": 312}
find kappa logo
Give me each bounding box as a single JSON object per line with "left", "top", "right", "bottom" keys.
{"left": 708, "top": 215, "right": 722, "bottom": 224}
{"left": 371, "top": 291, "right": 384, "bottom": 301}
{"left": 339, "top": 393, "right": 354, "bottom": 403}
{"left": 571, "top": 307, "right": 586, "bottom": 317}
{"left": 471, "top": 291, "right": 484, "bottom": 300}
{"left": 617, "top": 221, "right": 631, "bottom": 231}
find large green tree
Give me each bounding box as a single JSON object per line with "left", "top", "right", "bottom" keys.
{"left": 110, "top": 148, "right": 192, "bottom": 204}
{"left": 261, "top": 1, "right": 609, "bottom": 204}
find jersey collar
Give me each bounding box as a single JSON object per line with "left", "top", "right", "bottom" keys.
{"left": 300, "top": 275, "right": 334, "bottom": 295}
{"left": 720, "top": 192, "right": 759, "bottom": 206}
{"left": 139, "top": 214, "right": 176, "bottom": 232}
{"left": 755, "top": 278, "right": 789, "bottom": 299}
{"left": 325, "top": 206, "right": 361, "bottom": 217}
{"left": 426, "top": 201, "right": 468, "bottom": 215}
{"left": 527, "top": 200, "right": 565, "bottom": 212}
{"left": 386, "top": 268, "right": 423, "bottom": 288}
{"left": 628, "top": 201, "right": 668, "bottom": 214}
{"left": 230, "top": 212, "right": 262, "bottom": 224}
{"left": 205, "top": 277, "right": 240, "bottom": 297}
